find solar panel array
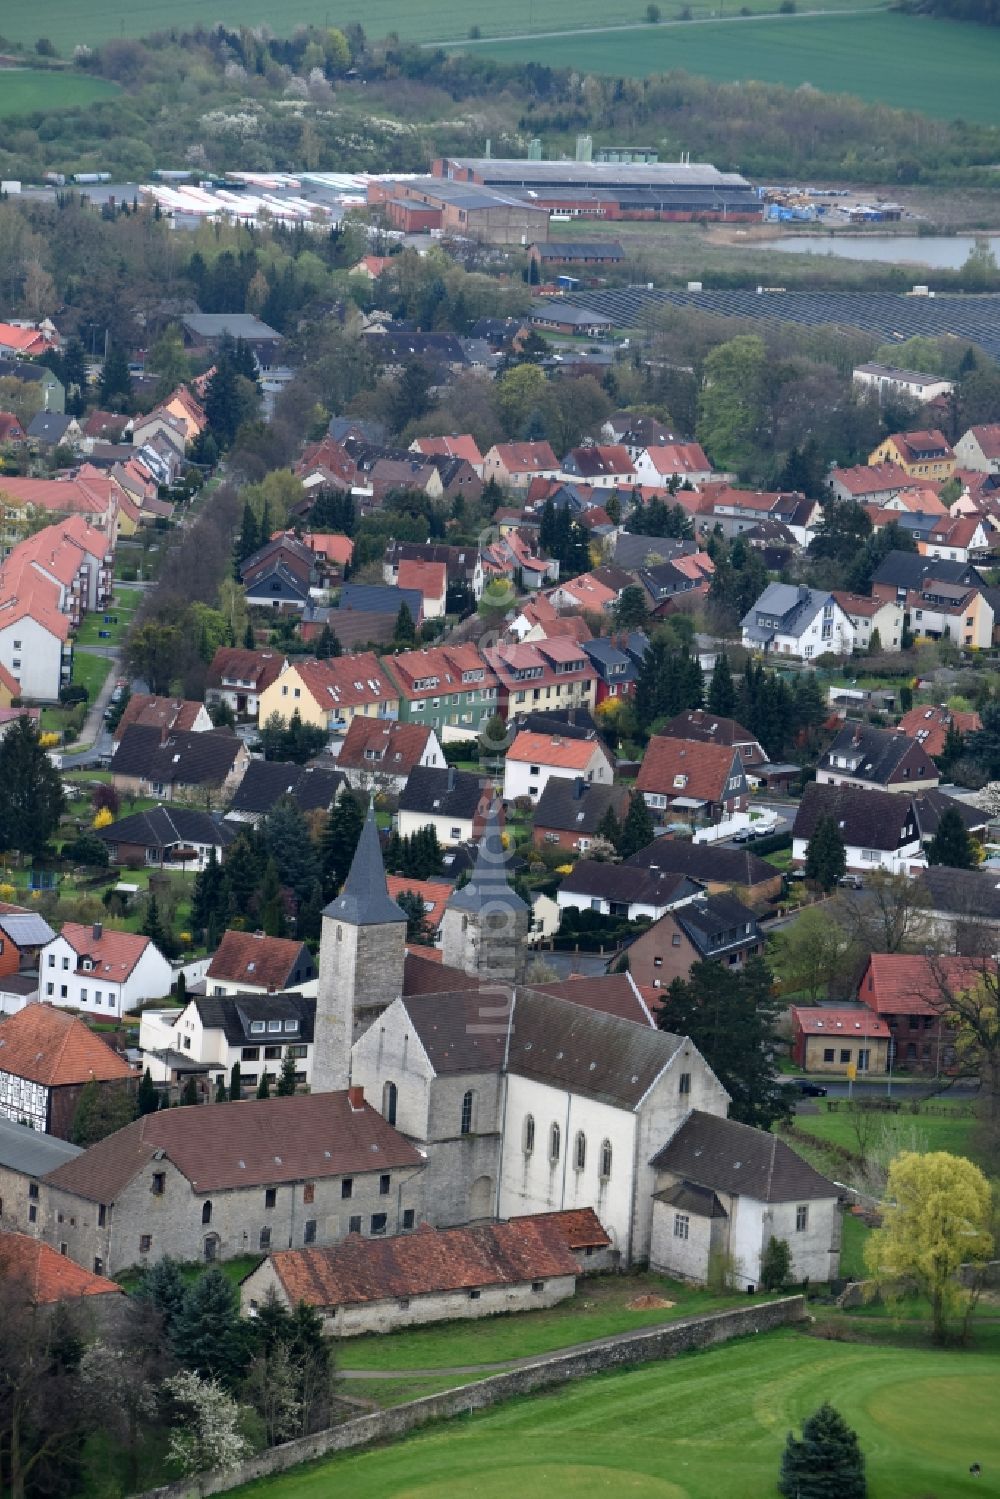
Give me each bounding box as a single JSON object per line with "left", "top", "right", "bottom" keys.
{"left": 558, "top": 287, "right": 1000, "bottom": 361}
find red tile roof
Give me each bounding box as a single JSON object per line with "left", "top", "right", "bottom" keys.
{"left": 491, "top": 442, "right": 559, "bottom": 474}
{"left": 386, "top": 876, "right": 452, "bottom": 930}
{"left": 303, "top": 533, "right": 354, "bottom": 567}
{"left": 859, "top": 954, "right": 986, "bottom": 1017}
{"left": 897, "top": 704, "right": 981, "bottom": 757}
{"left": 507, "top": 729, "right": 607, "bottom": 771}
{"left": 528, "top": 974, "right": 654, "bottom": 1028}
{"left": 206, "top": 647, "right": 287, "bottom": 693}
{"left": 113, "top": 694, "right": 207, "bottom": 742}
{"left": 0, "top": 1004, "right": 134, "bottom": 1087}
{"left": 59, "top": 923, "right": 153, "bottom": 982}
{"left": 292, "top": 654, "right": 397, "bottom": 712}
{"left": 636, "top": 736, "right": 740, "bottom": 804}
{"left": 396, "top": 559, "right": 447, "bottom": 600}
{"left": 264, "top": 1216, "right": 580, "bottom": 1308}
{"left": 411, "top": 434, "right": 483, "bottom": 468}
{"left": 641, "top": 442, "right": 712, "bottom": 477}
{"left": 337, "top": 717, "right": 432, "bottom": 775}
{"left": 0, "top": 1232, "right": 123, "bottom": 1304}
{"left": 965, "top": 423, "right": 1000, "bottom": 461}
{"left": 831, "top": 462, "right": 915, "bottom": 497}
{"left": 509, "top": 1207, "right": 611, "bottom": 1250}
{"left": 791, "top": 1007, "right": 889, "bottom": 1038}
{"left": 206, "top": 930, "right": 311, "bottom": 990}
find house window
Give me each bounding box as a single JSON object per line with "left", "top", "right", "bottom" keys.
{"left": 379, "top": 1174, "right": 391, "bottom": 1196}
{"left": 259, "top": 1226, "right": 271, "bottom": 1249}
{"left": 202, "top": 1201, "right": 212, "bottom": 1225}
{"left": 370, "top": 1213, "right": 387, "bottom": 1236}
{"left": 403, "top": 1208, "right": 415, "bottom": 1230}
{"left": 469, "top": 1289, "right": 482, "bottom": 1300}
{"left": 349, "top": 1215, "right": 362, "bottom": 1234}
{"left": 29, "top": 1183, "right": 39, "bottom": 1201}
{"left": 303, "top": 1220, "right": 317, "bottom": 1244}
{"left": 839, "top": 1049, "right": 851, "bottom": 1064}
{"left": 796, "top": 1205, "right": 809, "bottom": 1233}
{"left": 823, "top": 1048, "right": 835, "bottom": 1062}
{"left": 383, "top": 1080, "right": 398, "bottom": 1126}
{"left": 460, "top": 1090, "right": 474, "bottom": 1135}
{"left": 242, "top": 1047, "right": 260, "bottom": 1061}
{"left": 600, "top": 1140, "right": 612, "bottom": 1180}
{"left": 574, "top": 1131, "right": 587, "bottom": 1172}
{"left": 342, "top": 1178, "right": 353, "bottom": 1199}
{"left": 264, "top": 1188, "right": 277, "bottom": 1209}
{"left": 151, "top": 1173, "right": 165, "bottom": 1196}
{"left": 671, "top": 935, "right": 681, "bottom": 947}
{"left": 673, "top": 1213, "right": 689, "bottom": 1241}
{"left": 678, "top": 1072, "right": 691, "bottom": 1096}
{"left": 139, "top": 1235, "right": 152, "bottom": 1254}
{"left": 303, "top": 1183, "right": 315, "bottom": 1205}
{"left": 549, "top": 1122, "right": 561, "bottom": 1164}
{"left": 94, "top": 1258, "right": 104, "bottom": 1276}
{"left": 98, "top": 1204, "right": 106, "bottom": 1227}
{"left": 28, "top": 1205, "right": 37, "bottom": 1223}
{"left": 523, "top": 1114, "right": 535, "bottom": 1155}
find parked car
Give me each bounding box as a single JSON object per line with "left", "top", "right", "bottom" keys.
{"left": 838, "top": 874, "right": 864, "bottom": 890}
{"left": 787, "top": 1078, "right": 828, "bottom": 1098}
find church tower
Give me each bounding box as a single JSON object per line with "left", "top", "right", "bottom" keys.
{"left": 440, "top": 802, "right": 529, "bottom": 985}
{"left": 312, "top": 806, "right": 407, "bottom": 1093}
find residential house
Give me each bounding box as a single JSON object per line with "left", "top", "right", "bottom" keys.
{"left": 916, "top": 513, "right": 994, "bottom": 565}
{"left": 26, "top": 411, "right": 81, "bottom": 450}
{"left": 39, "top": 922, "right": 172, "bottom": 1020}
{"left": 699, "top": 488, "right": 820, "bottom": 547}
{"left": 258, "top": 655, "right": 399, "bottom": 739}
{"left": 816, "top": 722, "right": 939, "bottom": 794}
{"left": 546, "top": 569, "right": 622, "bottom": 614}
{"left": 918, "top": 865, "right": 1000, "bottom": 947}
{"left": 556, "top": 862, "right": 703, "bottom": 922}
{"left": 385, "top": 876, "right": 453, "bottom": 942}
{"left": 0, "top": 1004, "right": 135, "bottom": 1138}
{"left": 205, "top": 930, "right": 316, "bottom": 997}
{"left": 301, "top": 533, "right": 354, "bottom": 583}
{"left": 205, "top": 648, "right": 288, "bottom": 721}
{"left": 912, "top": 787, "right": 988, "bottom": 850}
{"left": 340, "top": 582, "right": 423, "bottom": 625}
{"left": 868, "top": 429, "right": 956, "bottom": 480}
{"left": 639, "top": 554, "right": 715, "bottom": 614}
{"left": 852, "top": 363, "right": 953, "bottom": 404}
{"left": 226, "top": 760, "right": 345, "bottom": 826}
{"left": 897, "top": 703, "right": 981, "bottom": 758}
{"left": 791, "top": 1006, "right": 890, "bottom": 1076}
{"left": 826, "top": 463, "right": 916, "bottom": 507}
{"left": 0, "top": 412, "right": 27, "bottom": 446}
{"left": 396, "top": 558, "right": 448, "bottom": 620}
{"left": 95, "top": 806, "right": 236, "bottom": 871}
{"left": 0, "top": 358, "right": 63, "bottom": 413}
{"left": 409, "top": 434, "right": 484, "bottom": 477}
{"left": 484, "top": 639, "right": 598, "bottom": 720}
{"left": 0, "top": 1115, "right": 80, "bottom": 1237}
{"left": 181, "top": 313, "right": 282, "bottom": 366}
{"left": 580, "top": 634, "right": 643, "bottom": 704}
{"left": 623, "top": 839, "right": 783, "bottom": 909}
{"left": 830, "top": 591, "right": 903, "bottom": 653}
{"left": 791, "top": 782, "right": 923, "bottom": 876}
{"left": 139, "top": 992, "right": 315, "bottom": 1095}
{"left": 0, "top": 586, "right": 71, "bottom": 701}
{"left": 368, "top": 458, "right": 443, "bottom": 509}
{"left": 503, "top": 729, "right": 615, "bottom": 804}
{"left": 954, "top": 423, "right": 1000, "bottom": 475}
{"left": 0, "top": 1230, "right": 125, "bottom": 1318}
{"left": 0, "top": 321, "right": 58, "bottom": 360}
{"left": 241, "top": 534, "right": 318, "bottom": 613}
{"left": 113, "top": 695, "right": 213, "bottom": 746}
{"left": 621, "top": 894, "right": 762, "bottom": 992}
{"left": 336, "top": 718, "right": 443, "bottom": 795}
{"left": 25, "top": 1091, "right": 422, "bottom": 1274}
{"left": 239, "top": 1215, "right": 585, "bottom": 1336}
{"left": 649, "top": 1112, "right": 841, "bottom": 1289}
{"left": 856, "top": 953, "right": 982, "bottom": 1073}
{"left": 397, "top": 766, "right": 489, "bottom": 847}
{"left": 111, "top": 726, "right": 249, "bottom": 805}
{"left": 482, "top": 442, "right": 560, "bottom": 489}
{"left": 0, "top": 906, "right": 56, "bottom": 980}
{"left": 383, "top": 540, "right": 483, "bottom": 602}
{"left": 602, "top": 411, "right": 675, "bottom": 458}
{"left": 741, "top": 584, "right": 855, "bottom": 659}
{"left": 559, "top": 445, "right": 635, "bottom": 489}
{"left": 655, "top": 710, "right": 768, "bottom": 773}
{"left": 904, "top": 580, "right": 993, "bottom": 649}
{"left": 531, "top": 777, "right": 630, "bottom": 854}
{"left": 636, "top": 736, "right": 748, "bottom": 824}
{"left": 381, "top": 643, "right": 499, "bottom": 742}
{"left": 869, "top": 548, "right": 984, "bottom": 602}
{"left": 632, "top": 442, "right": 714, "bottom": 487}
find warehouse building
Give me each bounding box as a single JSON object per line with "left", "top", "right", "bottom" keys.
{"left": 367, "top": 177, "right": 550, "bottom": 245}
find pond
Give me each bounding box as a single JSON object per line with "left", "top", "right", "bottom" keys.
{"left": 765, "top": 233, "right": 1000, "bottom": 269}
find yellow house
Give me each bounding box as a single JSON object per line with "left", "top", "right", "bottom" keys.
{"left": 258, "top": 654, "right": 400, "bottom": 737}
{"left": 867, "top": 429, "right": 955, "bottom": 481}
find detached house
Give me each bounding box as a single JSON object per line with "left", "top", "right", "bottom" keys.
{"left": 816, "top": 723, "right": 939, "bottom": 794}
{"left": 636, "top": 736, "right": 747, "bottom": 824}
{"left": 206, "top": 930, "right": 316, "bottom": 997}
{"left": 397, "top": 766, "right": 490, "bottom": 847}
{"left": 741, "top": 584, "right": 854, "bottom": 659}
{"left": 830, "top": 591, "right": 903, "bottom": 653}
{"left": 532, "top": 777, "right": 630, "bottom": 854}
{"left": 111, "top": 727, "right": 249, "bottom": 805}
{"left": 482, "top": 442, "right": 560, "bottom": 489}
{"left": 139, "top": 991, "right": 316, "bottom": 1096}
{"left": 656, "top": 710, "right": 768, "bottom": 773}
{"left": 897, "top": 703, "right": 981, "bottom": 758}
{"left": 559, "top": 445, "right": 635, "bottom": 489}
{"left": 954, "top": 423, "right": 1000, "bottom": 475}
{"left": 856, "top": 953, "right": 984, "bottom": 1073}
{"left": 868, "top": 429, "right": 955, "bottom": 481}
{"left": 503, "top": 729, "right": 614, "bottom": 804}
{"left": 336, "top": 718, "right": 443, "bottom": 795}
{"left": 633, "top": 442, "right": 714, "bottom": 487}
{"left": 40, "top": 922, "right": 172, "bottom": 1020}
{"left": 0, "top": 1004, "right": 135, "bottom": 1138}
{"left": 206, "top": 648, "right": 287, "bottom": 720}
{"left": 622, "top": 893, "right": 763, "bottom": 991}
{"left": 791, "top": 782, "right": 922, "bottom": 876}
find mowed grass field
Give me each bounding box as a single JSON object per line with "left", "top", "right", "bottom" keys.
{"left": 0, "top": 0, "right": 882, "bottom": 52}
{"left": 466, "top": 11, "right": 1000, "bottom": 123}
{"left": 0, "top": 69, "right": 119, "bottom": 116}
{"left": 232, "top": 1328, "right": 1000, "bottom": 1498}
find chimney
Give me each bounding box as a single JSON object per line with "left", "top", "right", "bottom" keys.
{"left": 798, "top": 585, "right": 810, "bottom": 603}
{"left": 348, "top": 1086, "right": 365, "bottom": 1111}
{"left": 573, "top": 776, "right": 586, "bottom": 800}
{"left": 92, "top": 921, "right": 103, "bottom": 942}
{"left": 447, "top": 765, "right": 456, "bottom": 792}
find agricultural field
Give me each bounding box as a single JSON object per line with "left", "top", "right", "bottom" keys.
{"left": 0, "top": 0, "right": 884, "bottom": 52}
{"left": 232, "top": 1326, "right": 1000, "bottom": 1498}
{"left": 468, "top": 12, "right": 1000, "bottom": 123}
{"left": 0, "top": 68, "right": 118, "bottom": 116}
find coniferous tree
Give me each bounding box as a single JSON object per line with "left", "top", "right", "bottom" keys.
{"left": 228, "top": 1061, "right": 242, "bottom": 1101}
{"left": 214, "top": 1075, "right": 228, "bottom": 1103}
{"left": 0, "top": 716, "right": 66, "bottom": 860}
{"left": 262, "top": 796, "right": 320, "bottom": 905}
{"left": 707, "top": 652, "right": 736, "bottom": 717}
{"left": 142, "top": 893, "right": 175, "bottom": 958}
{"left": 243, "top": 619, "right": 256, "bottom": 649}
{"left": 804, "top": 815, "right": 847, "bottom": 891}
{"left": 99, "top": 344, "right": 132, "bottom": 408}
{"left": 926, "top": 806, "right": 976, "bottom": 870}
{"left": 275, "top": 1052, "right": 297, "bottom": 1097}
{"left": 136, "top": 1068, "right": 159, "bottom": 1117}
{"left": 596, "top": 803, "right": 622, "bottom": 849}
{"left": 138, "top": 1257, "right": 187, "bottom": 1335}
{"left": 618, "top": 792, "right": 655, "bottom": 859}
{"left": 170, "top": 1269, "right": 250, "bottom": 1389}
{"left": 779, "top": 1403, "right": 866, "bottom": 1499}
{"left": 394, "top": 601, "right": 417, "bottom": 646}
{"left": 181, "top": 1076, "right": 199, "bottom": 1107}
{"left": 321, "top": 789, "right": 365, "bottom": 895}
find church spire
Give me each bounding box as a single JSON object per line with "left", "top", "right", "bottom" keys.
{"left": 323, "top": 804, "right": 405, "bottom": 927}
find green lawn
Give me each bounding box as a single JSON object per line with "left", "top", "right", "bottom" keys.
{"left": 71, "top": 649, "right": 112, "bottom": 702}
{"left": 839, "top": 1211, "right": 871, "bottom": 1282}
{"left": 0, "top": 68, "right": 119, "bottom": 116}
{"left": 115, "top": 1252, "right": 261, "bottom": 1295}
{"left": 793, "top": 1100, "right": 976, "bottom": 1160}
{"left": 231, "top": 1327, "right": 1000, "bottom": 1498}
{"left": 74, "top": 590, "right": 140, "bottom": 648}
{"left": 467, "top": 12, "right": 1000, "bottom": 123}
{"left": 336, "top": 1273, "right": 753, "bottom": 1371}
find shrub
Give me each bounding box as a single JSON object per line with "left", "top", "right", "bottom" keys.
{"left": 646, "top": 3, "right": 662, "bottom": 18}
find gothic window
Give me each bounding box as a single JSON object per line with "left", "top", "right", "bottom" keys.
{"left": 523, "top": 1114, "right": 535, "bottom": 1155}
{"left": 383, "top": 1080, "right": 398, "bottom": 1126}
{"left": 549, "top": 1122, "right": 561, "bottom": 1164}
{"left": 574, "top": 1131, "right": 586, "bottom": 1172}
{"left": 600, "top": 1140, "right": 613, "bottom": 1180}
{"left": 201, "top": 1200, "right": 212, "bottom": 1225}
{"left": 460, "top": 1090, "right": 474, "bottom": 1135}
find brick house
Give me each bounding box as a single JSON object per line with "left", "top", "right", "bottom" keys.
{"left": 857, "top": 953, "right": 984, "bottom": 1073}
{"left": 790, "top": 1006, "right": 891, "bottom": 1076}
{"left": 655, "top": 710, "right": 768, "bottom": 772}
{"left": 0, "top": 1004, "right": 135, "bottom": 1138}
{"left": 622, "top": 894, "right": 763, "bottom": 993}
{"left": 636, "top": 736, "right": 748, "bottom": 823}
{"left": 532, "top": 778, "right": 630, "bottom": 854}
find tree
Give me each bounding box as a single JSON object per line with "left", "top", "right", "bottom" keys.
{"left": 0, "top": 716, "right": 66, "bottom": 860}
{"left": 596, "top": 802, "right": 622, "bottom": 850}
{"left": 99, "top": 344, "right": 132, "bottom": 409}
{"left": 396, "top": 887, "right": 434, "bottom": 945}
{"left": 170, "top": 1269, "right": 249, "bottom": 1388}
{"left": 697, "top": 334, "right": 768, "bottom": 472}
{"left": 769, "top": 905, "right": 859, "bottom": 1003}
{"left": 78, "top": 1341, "right": 157, "bottom": 1493}
{"left": 617, "top": 792, "right": 655, "bottom": 859}
{"left": 837, "top": 870, "right": 930, "bottom": 954}
{"left": 262, "top": 795, "right": 321, "bottom": 906}
{"left": 181, "top": 1076, "right": 199, "bottom": 1107}
{"left": 707, "top": 652, "right": 736, "bottom": 717}
{"left": 866, "top": 1151, "right": 993, "bottom": 1344}
{"left": 614, "top": 584, "right": 649, "bottom": 628}
{"left": 149, "top": 323, "right": 191, "bottom": 400}
{"left": 658, "top": 955, "right": 789, "bottom": 1128}
{"left": 804, "top": 815, "right": 846, "bottom": 892}
{"left": 256, "top": 1070, "right": 271, "bottom": 1100}
{"left": 137, "top": 1256, "right": 187, "bottom": 1335}
{"left": 163, "top": 1370, "right": 249, "bottom": 1477}
{"left": 394, "top": 600, "right": 417, "bottom": 646}
{"left": 69, "top": 1078, "right": 136, "bottom": 1146}
{"left": 779, "top": 1402, "right": 867, "bottom": 1499}
{"left": 926, "top": 805, "right": 976, "bottom": 869}
{"left": 136, "top": 1067, "right": 159, "bottom": 1117}
{"left": 66, "top": 827, "right": 110, "bottom": 867}
{"left": 192, "top": 846, "right": 227, "bottom": 942}
{"left": 0, "top": 1267, "right": 88, "bottom": 1499}
{"left": 761, "top": 1235, "right": 792, "bottom": 1291}
{"left": 275, "top": 1052, "right": 297, "bottom": 1097}
{"left": 321, "top": 788, "right": 365, "bottom": 894}
{"left": 142, "top": 892, "right": 175, "bottom": 957}
{"left": 966, "top": 700, "right": 1000, "bottom": 780}
{"left": 228, "top": 1060, "right": 242, "bottom": 1101}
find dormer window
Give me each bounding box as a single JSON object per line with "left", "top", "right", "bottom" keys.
{"left": 673, "top": 774, "right": 688, "bottom": 789}
{"left": 250, "top": 1021, "right": 265, "bottom": 1035}
{"left": 283, "top": 1019, "right": 298, "bottom": 1033}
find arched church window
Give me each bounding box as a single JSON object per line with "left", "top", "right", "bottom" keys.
{"left": 383, "top": 1081, "right": 397, "bottom": 1126}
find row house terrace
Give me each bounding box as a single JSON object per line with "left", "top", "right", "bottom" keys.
{"left": 484, "top": 638, "right": 598, "bottom": 719}
{"left": 257, "top": 654, "right": 399, "bottom": 739}
{"left": 382, "top": 644, "right": 499, "bottom": 742}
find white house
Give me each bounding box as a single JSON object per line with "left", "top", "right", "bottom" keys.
{"left": 954, "top": 423, "right": 1000, "bottom": 475}
{"left": 139, "top": 992, "right": 315, "bottom": 1095}
{"left": 502, "top": 730, "right": 614, "bottom": 804}
{"left": 0, "top": 601, "right": 70, "bottom": 702}
{"left": 397, "top": 766, "right": 487, "bottom": 847}
{"left": 632, "top": 443, "right": 714, "bottom": 488}
{"left": 791, "top": 782, "right": 924, "bottom": 877}
{"left": 204, "top": 930, "right": 316, "bottom": 998}
{"left": 741, "top": 583, "right": 855, "bottom": 659}
{"left": 649, "top": 1111, "right": 841, "bottom": 1290}
{"left": 852, "top": 363, "right": 954, "bottom": 406}
{"left": 39, "top": 922, "right": 173, "bottom": 1019}
{"left": 831, "top": 592, "right": 903, "bottom": 653}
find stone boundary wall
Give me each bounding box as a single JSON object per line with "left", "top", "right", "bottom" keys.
{"left": 136, "top": 1295, "right": 807, "bottom": 1499}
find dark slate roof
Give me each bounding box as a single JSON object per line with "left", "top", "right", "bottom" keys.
{"left": 674, "top": 894, "right": 761, "bottom": 959}
{"left": 97, "top": 805, "right": 235, "bottom": 851}
{"left": 372, "top": 331, "right": 466, "bottom": 366}
{"left": 657, "top": 710, "right": 761, "bottom": 751}
{"left": 560, "top": 861, "right": 702, "bottom": 908}
{"left": 612, "top": 533, "right": 695, "bottom": 571}
{"left": 402, "top": 988, "right": 511, "bottom": 1073}
{"left": 792, "top": 781, "right": 918, "bottom": 852}
{"left": 581, "top": 637, "right": 639, "bottom": 686}
{"left": 228, "top": 761, "right": 344, "bottom": 818}
{"left": 918, "top": 865, "right": 1000, "bottom": 920}
{"left": 512, "top": 707, "right": 601, "bottom": 740}
{"left": 625, "top": 838, "right": 779, "bottom": 889}
{"left": 533, "top": 241, "right": 625, "bottom": 261}
{"left": 0, "top": 1115, "right": 81, "bottom": 1177}
{"left": 328, "top": 416, "right": 387, "bottom": 446}
{"left": 112, "top": 726, "right": 243, "bottom": 787}
{"left": 651, "top": 1110, "right": 837, "bottom": 1203}
{"left": 911, "top": 789, "right": 988, "bottom": 840}
{"left": 870, "top": 550, "right": 983, "bottom": 592}
{"left": 27, "top": 411, "right": 73, "bottom": 443}
{"left": 817, "top": 723, "right": 937, "bottom": 787}
{"left": 510, "top": 988, "right": 687, "bottom": 1109}
{"left": 533, "top": 777, "right": 627, "bottom": 835}
{"left": 339, "top": 583, "right": 423, "bottom": 618}
{"left": 183, "top": 313, "right": 281, "bottom": 342}
{"left": 445, "top": 802, "right": 528, "bottom": 916}
{"left": 399, "top": 766, "right": 484, "bottom": 819}
{"left": 653, "top": 1180, "right": 728, "bottom": 1218}
{"left": 192, "top": 992, "right": 315, "bottom": 1047}
{"left": 323, "top": 806, "right": 406, "bottom": 927}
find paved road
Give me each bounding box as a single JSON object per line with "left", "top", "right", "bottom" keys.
{"left": 791, "top": 1076, "right": 980, "bottom": 1101}
{"left": 427, "top": 3, "right": 887, "bottom": 47}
